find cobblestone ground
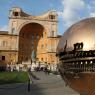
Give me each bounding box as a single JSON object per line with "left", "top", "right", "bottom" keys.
{"left": 0, "top": 72, "right": 80, "bottom": 95}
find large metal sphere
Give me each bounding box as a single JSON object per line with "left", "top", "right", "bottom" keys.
{"left": 57, "top": 18, "right": 95, "bottom": 52}
{"left": 57, "top": 18, "right": 95, "bottom": 95}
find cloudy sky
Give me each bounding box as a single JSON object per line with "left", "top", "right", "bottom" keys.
{"left": 0, "top": 0, "right": 95, "bottom": 35}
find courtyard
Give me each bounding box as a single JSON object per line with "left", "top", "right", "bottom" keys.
{"left": 0, "top": 71, "right": 79, "bottom": 95}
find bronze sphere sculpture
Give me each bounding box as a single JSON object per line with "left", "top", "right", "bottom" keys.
{"left": 57, "top": 18, "right": 95, "bottom": 95}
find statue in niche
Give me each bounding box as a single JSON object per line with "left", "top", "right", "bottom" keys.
{"left": 31, "top": 50, "right": 36, "bottom": 63}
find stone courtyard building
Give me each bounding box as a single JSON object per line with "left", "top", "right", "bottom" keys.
{"left": 0, "top": 7, "right": 61, "bottom": 66}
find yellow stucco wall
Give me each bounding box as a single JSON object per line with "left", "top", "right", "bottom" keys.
{"left": 0, "top": 7, "right": 61, "bottom": 65}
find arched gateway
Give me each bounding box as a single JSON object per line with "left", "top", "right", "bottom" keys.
{"left": 1, "top": 7, "right": 61, "bottom": 66}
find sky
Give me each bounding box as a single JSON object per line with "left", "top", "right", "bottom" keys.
{"left": 0, "top": 0, "right": 95, "bottom": 35}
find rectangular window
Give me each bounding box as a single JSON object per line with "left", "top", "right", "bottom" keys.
{"left": 12, "top": 28, "right": 15, "bottom": 34}
{"left": 2, "top": 56, "right": 5, "bottom": 60}
{"left": 2, "top": 41, "right": 7, "bottom": 46}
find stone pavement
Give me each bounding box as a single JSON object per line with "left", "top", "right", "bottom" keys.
{"left": 0, "top": 72, "right": 80, "bottom": 95}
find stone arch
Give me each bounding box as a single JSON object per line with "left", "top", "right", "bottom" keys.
{"left": 18, "top": 22, "right": 47, "bottom": 63}
{"left": 8, "top": 7, "right": 59, "bottom": 66}
{"left": 17, "top": 21, "right": 48, "bottom": 35}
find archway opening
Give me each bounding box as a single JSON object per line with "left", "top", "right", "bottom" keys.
{"left": 18, "top": 23, "right": 44, "bottom": 63}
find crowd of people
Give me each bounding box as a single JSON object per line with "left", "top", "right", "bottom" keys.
{"left": 0, "top": 62, "right": 59, "bottom": 75}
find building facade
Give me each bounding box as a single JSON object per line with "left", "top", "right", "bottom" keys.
{"left": 0, "top": 7, "right": 61, "bottom": 66}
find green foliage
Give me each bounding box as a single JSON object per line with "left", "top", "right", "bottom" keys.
{"left": 0, "top": 71, "right": 29, "bottom": 85}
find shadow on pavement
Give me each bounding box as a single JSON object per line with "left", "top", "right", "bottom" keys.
{"left": 30, "top": 84, "right": 46, "bottom": 95}
{"left": 0, "top": 83, "right": 45, "bottom": 95}
{"left": 0, "top": 72, "right": 80, "bottom": 95}
{"left": 29, "top": 72, "right": 40, "bottom": 80}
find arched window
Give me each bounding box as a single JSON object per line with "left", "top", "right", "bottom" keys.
{"left": 13, "top": 12, "right": 19, "bottom": 16}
